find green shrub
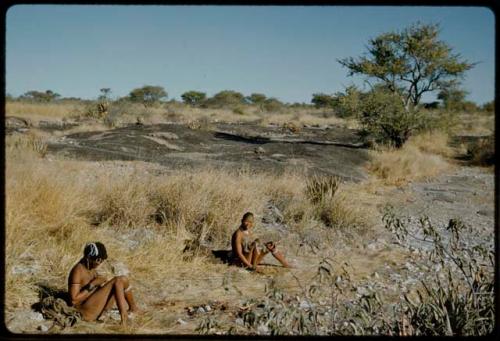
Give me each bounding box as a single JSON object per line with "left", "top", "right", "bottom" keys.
{"left": 359, "top": 88, "right": 425, "bottom": 148}
{"left": 262, "top": 98, "right": 284, "bottom": 112}
{"left": 311, "top": 93, "right": 335, "bottom": 108}
{"left": 203, "top": 90, "right": 245, "bottom": 108}
{"left": 333, "top": 85, "right": 362, "bottom": 118}
{"left": 128, "top": 85, "right": 167, "bottom": 107}
{"left": 181, "top": 91, "right": 206, "bottom": 106}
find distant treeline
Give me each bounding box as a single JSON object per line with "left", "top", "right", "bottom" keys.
{"left": 6, "top": 85, "right": 494, "bottom": 115}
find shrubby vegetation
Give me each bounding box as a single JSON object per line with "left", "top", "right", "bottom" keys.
{"left": 20, "top": 90, "right": 61, "bottom": 102}
{"left": 197, "top": 209, "right": 494, "bottom": 336}
{"left": 181, "top": 91, "right": 206, "bottom": 106}
{"left": 338, "top": 23, "right": 474, "bottom": 147}
{"left": 128, "top": 85, "right": 168, "bottom": 107}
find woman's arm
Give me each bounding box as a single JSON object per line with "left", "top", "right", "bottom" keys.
{"left": 69, "top": 271, "right": 97, "bottom": 306}
{"left": 235, "top": 233, "right": 253, "bottom": 268}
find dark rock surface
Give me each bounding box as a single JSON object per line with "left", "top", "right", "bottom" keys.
{"left": 48, "top": 122, "right": 371, "bottom": 181}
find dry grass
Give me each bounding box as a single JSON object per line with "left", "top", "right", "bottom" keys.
{"left": 367, "top": 137, "right": 454, "bottom": 186}
{"left": 406, "top": 131, "right": 455, "bottom": 158}
{"left": 453, "top": 111, "right": 494, "bottom": 136}
{"left": 6, "top": 101, "right": 84, "bottom": 123}
{"left": 5, "top": 134, "right": 376, "bottom": 333}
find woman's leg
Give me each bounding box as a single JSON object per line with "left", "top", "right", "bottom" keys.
{"left": 98, "top": 278, "right": 139, "bottom": 319}
{"left": 79, "top": 276, "right": 130, "bottom": 325}
{"left": 124, "top": 287, "right": 139, "bottom": 312}
{"left": 270, "top": 249, "right": 291, "bottom": 267}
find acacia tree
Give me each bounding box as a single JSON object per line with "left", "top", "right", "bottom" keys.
{"left": 246, "top": 93, "right": 267, "bottom": 104}
{"left": 22, "top": 90, "right": 60, "bottom": 102}
{"left": 311, "top": 93, "right": 335, "bottom": 108}
{"left": 181, "top": 91, "right": 206, "bottom": 106}
{"left": 338, "top": 23, "right": 474, "bottom": 111}
{"left": 129, "top": 85, "right": 167, "bottom": 107}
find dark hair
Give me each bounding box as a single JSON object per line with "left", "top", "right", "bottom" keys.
{"left": 241, "top": 212, "right": 254, "bottom": 223}
{"left": 83, "top": 242, "right": 108, "bottom": 260}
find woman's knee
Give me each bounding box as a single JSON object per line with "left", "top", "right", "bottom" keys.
{"left": 114, "top": 275, "right": 129, "bottom": 288}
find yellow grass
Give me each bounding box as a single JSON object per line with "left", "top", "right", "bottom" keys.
{"left": 5, "top": 133, "right": 373, "bottom": 330}
{"left": 6, "top": 101, "right": 84, "bottom": 124}
{"left": 406, "top": 131, "right": 455, "bottom": 158}
{"left": 367, "top": 142, "right": 453, "bottom": 186}
{"left": 454, "top": 112, "right": 494, "bottom": 136}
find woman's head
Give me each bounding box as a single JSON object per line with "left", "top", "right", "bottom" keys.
{"left": 83, "top": 242, "right": 108, "bottom": 268}
{"left": 241, "top": 212, "right": 254, "bottom": 230}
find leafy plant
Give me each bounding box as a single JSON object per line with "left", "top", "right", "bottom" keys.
{"left": 383, "top": 207, "right": 495, "bottom": 335}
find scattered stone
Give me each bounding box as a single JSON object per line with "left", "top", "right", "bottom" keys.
{"left": 235, "top": 318, "right": 244, "bottom": 326}
{"left": 31, "top": 312, "right": 44, "bottom": 322}
{"left": 204, "top": 305, "right": 211, "bottom": 312}
{"left": 176, "top": 318, "right": 187, "bottom": 325}
{"left": 270, "top": 153, "right": 286, "bottom": 158}
{"left": 37, "top": 325, "right": 49, "bottom": 332}
{"left": 356, "top": 286, "right": 369, "bottom": 296}
{"left": 149, "top": 132, "right": 179, "bottom": 140}
{"left": 254, "top": 146, "right": 265, "bottom": 154}
{"left": 299, "top": 300, "right": 312, "bottom": 310}
{"left": 262, "top": 204, "right": 285, "bottom": 224}
{"left": 6, "top": 116, "right": 30, "bottom": 129}
{"left": 11, "top": 264, "right": 41, "bottom": 275}
{"left": 257, "top": 323, "right": 269, "bottom": 334}
{"left": 197, "top": 307, "right": 206, "bottom": 314}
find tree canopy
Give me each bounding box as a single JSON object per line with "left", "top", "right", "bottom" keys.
{"left": 311, "top": 93, "right": 335, "bottom": 108}
{"left": 181, "top": 91, "right": 206, "bottom": 106}
{"left": 338, "top": 23, "right": 474, "bottom": 110}
{"left": 21, "top": 90, "right": 60, "bottom": 102}
{"left": 129, "top": 85, "right": 167, "bottom": 107}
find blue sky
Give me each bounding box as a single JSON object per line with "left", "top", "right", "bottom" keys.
{"left": 6, "top": 5, "right": 495, "bottom": 105}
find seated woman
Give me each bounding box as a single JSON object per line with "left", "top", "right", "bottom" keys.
{"left": 230, "top": 212, "right": 290, "bottom": 271}
{"left": 67, "top": 242, "right": 139, "bottom": 326}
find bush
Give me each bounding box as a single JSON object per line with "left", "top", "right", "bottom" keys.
{"left": 466, "top": 135, "right": 494, "bottom": 166}
{"left": 262, "top": 98, "right": 284, "bottom": 112}
{"left": 203, "top": 90, "right": 245, "bottom": 108}
{"left": 481, "top": 100, "right": 494, "bottom": 113}
{"left": 359, "top": 88, "right": 425, "bottom": 148}
{"left": 311, "top": 93, "right": 335, "bottom": 108}
{"left": 128, "top": 85, "right": 168, "bottom": 107}
{"left": 181, "top": 91, "right": 206, "bottom": 106}
{"left": 333, "top": 85, "right": 362, "bottom": 118}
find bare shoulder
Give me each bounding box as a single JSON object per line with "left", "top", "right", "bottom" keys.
{"left": 68, "top": 263, "right": 84, "bottom": 282}
{"left": 233, "top": 228, "right": 242, "bottom": 240}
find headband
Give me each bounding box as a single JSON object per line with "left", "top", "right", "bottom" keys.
{"left": 87, "top": 242, "right": 99, "bottom": 257}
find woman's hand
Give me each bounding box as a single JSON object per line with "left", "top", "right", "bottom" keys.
{"left": 92, "top": 275, "right": 108, "bottom": 287}
{"left": 265, "top": 241, "right": 276, "bottom": 252}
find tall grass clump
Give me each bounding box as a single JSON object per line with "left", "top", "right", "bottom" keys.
{"left": 368, "top": 135, "right": 452, "bottom": 186}
{"left": 466, "top": 135, "right": 494, "bottom": 166}
{"left": 305, "top": 175, "right": 368, "bottom": 232}
{"left": 6, "top": 132, "right": 49, "bottom": 158}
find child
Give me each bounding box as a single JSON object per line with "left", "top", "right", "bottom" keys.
{"left": 230, "top": 212, "right": 290, "bottom": 271}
